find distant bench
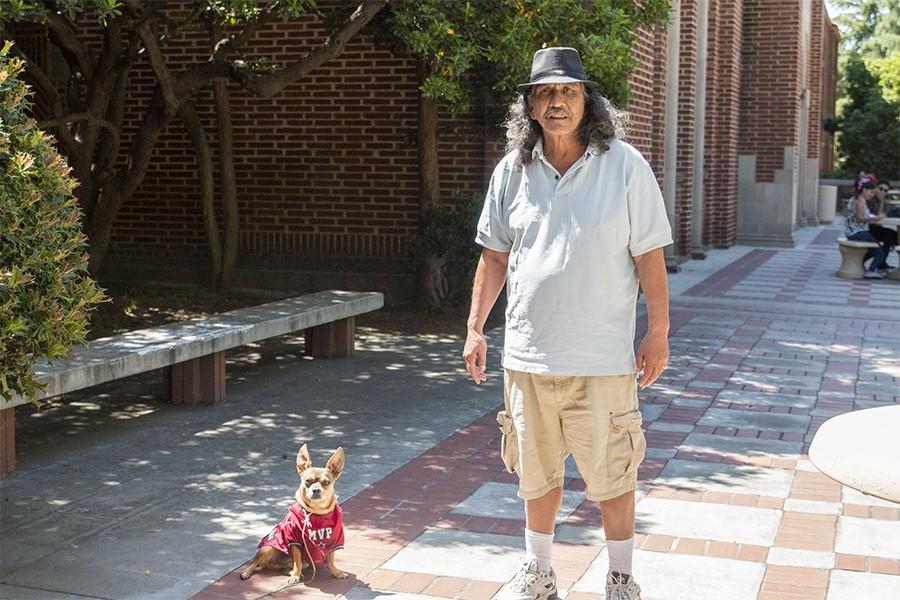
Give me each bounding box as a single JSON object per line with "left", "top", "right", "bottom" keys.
{"left": 0, "top": 290, "right": 384, "bottom": 477}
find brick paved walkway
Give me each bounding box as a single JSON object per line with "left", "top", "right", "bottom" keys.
{"left": 179, "top": 229, "right": 900, "bottom": 599}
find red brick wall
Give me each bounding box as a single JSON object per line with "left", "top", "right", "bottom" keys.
{"left": 819, "top": 15, "right": 839, "bottom": 173}
{"left": 807, "top": 0, "right": 823, "bottom": 164}
{"left": 22, "top": 1, "right": 837, "bottom": 290}
{"left": 703, "top": 0, "right": 743, "bottom": 247}
{"left": 100, "top": 2, "right": 493, "bottom": 273}
{"left": 627, "top": 23, "right": 668, "bottom": 176}
{"left": 676, "top": 0, "right": 699, "bottom": 256}
{"left": 739, "top": 0, "right": 803, "bottom": 181}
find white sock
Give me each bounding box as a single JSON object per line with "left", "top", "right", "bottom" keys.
{"left": 607, "top": 537, "right": 634, "bottom": 576}
{"left": 525, "top": 529, "right": 554, "bottom": 573}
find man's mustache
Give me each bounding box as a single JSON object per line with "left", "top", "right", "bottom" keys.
{"left": 544, "top": 110, "right": 570, "bottom": 118}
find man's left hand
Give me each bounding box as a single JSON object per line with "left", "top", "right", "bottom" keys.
{"left": 636, "top": 330, "right": 669, "bottom": 389}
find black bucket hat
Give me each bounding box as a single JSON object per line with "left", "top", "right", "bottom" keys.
{"left": 517, "top": 47, "right": 597, "bottom": 92}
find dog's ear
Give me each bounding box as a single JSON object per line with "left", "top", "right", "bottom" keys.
{"left": 296, "top": 444, "right": 312, "bottom": 475}
{"left": 326, "top": 447, "right": 345, "bottom": 480}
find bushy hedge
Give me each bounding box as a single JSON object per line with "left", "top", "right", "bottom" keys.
{"left": 0, "top": 41, "right": 105, "bottom": 405}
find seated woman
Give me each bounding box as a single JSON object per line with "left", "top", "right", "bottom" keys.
{"left": 845, "top": 177, "right": 887, "bottom": 279}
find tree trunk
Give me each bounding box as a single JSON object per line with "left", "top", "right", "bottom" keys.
{"left": 416, "top": 59, "right": 448, "bottom": 310}
{"left": 213, "top": 62, "right": 239, "bottom": 292}
{"left": 179, "top": 102, "right": 223, "bottom": 287}
{"left": 86, "top": 88, "right": 170, "bottom": 273}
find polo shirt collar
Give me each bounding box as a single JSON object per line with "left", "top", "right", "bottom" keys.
{"left": 531, "top": 138, "right": 597, "bottom": 161}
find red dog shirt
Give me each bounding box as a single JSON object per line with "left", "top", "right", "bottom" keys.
{"left": 257, "top": 503, "right": 345, "bottom": 566}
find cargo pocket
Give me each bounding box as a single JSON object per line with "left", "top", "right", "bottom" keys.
{"left": 607, "top": 409, "right": 646, "bottom": 476}
{"left": 497, "top": 410, "right": 519, "bottom": 474}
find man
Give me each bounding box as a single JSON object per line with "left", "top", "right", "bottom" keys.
{"left": 869, "top": 181, "right": 897, "bottom": 269}
{"left": 462, "top": 48, "right": 672, "bottom": 600}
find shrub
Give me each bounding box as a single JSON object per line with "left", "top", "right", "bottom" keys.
{"left": 0, "top": 41, "right": 105, "bottom": 405}
{"left": 409, "top": 191, "right": 484, "bottom": 307}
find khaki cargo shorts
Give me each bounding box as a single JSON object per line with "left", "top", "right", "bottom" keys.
{"left": 497, "top": 369, "right": 646, "bottom": 502}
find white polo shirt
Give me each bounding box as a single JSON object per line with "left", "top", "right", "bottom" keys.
{"left": 475, "top": 138, "right": 672, "bottom": 376}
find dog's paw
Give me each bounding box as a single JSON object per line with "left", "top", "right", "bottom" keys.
{"left": 287, "top": 574, "right": 303, "bottom": 585}
{"left": 330, "top": 569, "right": 349, "bottom": 579}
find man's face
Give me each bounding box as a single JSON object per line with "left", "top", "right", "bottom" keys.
{"left": 877, "top": 185, "right": 888, "bottom": 199}
{"left": 528, "top": 83, "right": 587, "bottom": 139}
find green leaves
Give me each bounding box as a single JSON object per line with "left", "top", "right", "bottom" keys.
{"left": 390, "top": 0, "right": 669, "bottom": 111}
{"left": 832, "top": 55, "right": 900, "bottom": 179}
{"left": 0, "top": 43, "right": 106, "bottom": 406}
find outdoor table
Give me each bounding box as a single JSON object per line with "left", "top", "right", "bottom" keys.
{"left": 809, "top": 405, "right": 900, "bottom": 504}
{"left": 876, "top": 217, "right": 900, "bottom": 280}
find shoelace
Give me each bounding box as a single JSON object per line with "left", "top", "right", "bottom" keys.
{"left": 512, "top": 568, "right": 540, "bottom": 591}
{"left": 607, "top": 577, "right": 636, "bottom": 600}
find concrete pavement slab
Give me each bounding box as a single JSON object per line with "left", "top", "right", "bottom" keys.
{"left": 834, "top": 516, "right": 900, "bottom": 559}
{"left": 554, "top": 524, "right": 606, "bottom": 545}
{"left": 727, "top": 372, "right": 822, "bottom": 391}
{"left": 1, "top": 555, "right": 188, "bottom": 600}
{"left": 342, "top": 590, "right": 443, "bottom": 600}
{"left": 451, "top": 482, "right": 582, "bottom": 521}
{"left": 782, "top": 499, "right": 842, "bottom": 515}
{"left": 827, "top": 570, "right": 900, "bottom": 599}
{"left": 573, "top": 549, "right": 766, "bottom": 599}
{"left": 842, "top": 486, "right": 900, "bottom": 507}
{"left": 379, "top": 529, "right": 522, "bottom": 582}
{"left": 713, "top": 389, "right": 816, "bottom": 409}
{"left": 655, "top": 459, "right": 794, "bottom": 497}
{"left": 679, "top": 433, "right": 801, "bottom": 459}
{"left": 638, "top": 403, "right": 666, "bottom": 423}
{"left": 635, "top": 498, "right": 781, "bottom": 545}
{"left": 647, "top": 421, "right": 694, "bottom": 433}
{"left": 766, "top": 547, "right": 835, "bottom": 569}
{"left": 697, "top": 408, "right": 810, "bottom": 432}
{"left": 0, "top": 585, "right": 103, "bottom": 600}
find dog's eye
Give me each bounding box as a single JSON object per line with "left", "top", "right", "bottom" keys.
{"left": 305, "top": 478, "right": 315, "bottom": 486}
{"left": 322, "top": 479, "right": 331, "bottom": 486}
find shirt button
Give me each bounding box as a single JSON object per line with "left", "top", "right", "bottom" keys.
{"left": 555, "top": 175, "right": 560, "bottom": 180}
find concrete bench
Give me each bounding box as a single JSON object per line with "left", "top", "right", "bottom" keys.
{"left": 0, "top": 290, "right": 383, "bottom": 477}
{"left": 836, "top": 237, "right": 880, "bottom": 279}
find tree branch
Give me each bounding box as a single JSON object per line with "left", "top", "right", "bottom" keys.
{"left": 136, "top": 19, "right": 180, "bottom": 117}
{"left": 81, "top": 16, "right": 126, "bottom": 157}
{"left": 210, "top": 0, "right": 282, "bottom": 59}
{"left": 45, "top": 11, "right": 93, "bottom": 77}
{"left": 173, "top": 0, "right": 389, "bottom": 100}
{"left": 38, "top": 113, "right": 119, "bottom": 145}
{"left": 234, "top": 0, "right": 389, "bottom": 97}
{"left": 2, "top": 35, "right": 81, "bottom": 155}
{"left": 178, "top": 102, "right": 223, "bottom": 286}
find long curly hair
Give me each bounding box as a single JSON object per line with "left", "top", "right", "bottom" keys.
{"left": 505, "top": 88, "right": 628, "bottom": 166}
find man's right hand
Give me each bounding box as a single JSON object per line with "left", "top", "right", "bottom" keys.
{"left": 463, "top": 329, "right": 488, "bottom": 384}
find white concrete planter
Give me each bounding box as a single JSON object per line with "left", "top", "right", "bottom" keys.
{"left": 818, "top": 185, "right": 837, "bottom": 223}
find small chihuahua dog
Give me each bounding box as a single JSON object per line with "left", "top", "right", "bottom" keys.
{"left": 240, "top": 445, "right": 348, "bottom": 584}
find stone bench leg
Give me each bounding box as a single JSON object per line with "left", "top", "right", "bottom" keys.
{"left": 168, "top": 351, "right": 226, "bottom": 405}
{"left": 305, "top": 317, "right": 355, "bottom": 358}
{"left": 837, "top": 245, "right": 870, "bottom": 279}
{"left": 0, "top": 406, "right": 14, "bottom": 479}
{"left": 889, "top": 250, "right": 900, "bottom": 281}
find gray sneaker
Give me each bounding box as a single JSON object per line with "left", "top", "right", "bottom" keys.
{"left": 495, "top": 559, "right": 558, "bottom": 600}
{"left": 606, "top": 571, "right": 641, "bottom": 600}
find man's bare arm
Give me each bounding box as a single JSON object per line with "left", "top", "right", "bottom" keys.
{"left": 633, "top": 247, "right": 670, "bottom": 389}
{"left": 463, "top": 249, "right": 509, "bottom": 384}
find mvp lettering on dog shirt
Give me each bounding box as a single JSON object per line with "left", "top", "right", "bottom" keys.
{"left": 257, "top": 503, "right": 345, "bottom": 566}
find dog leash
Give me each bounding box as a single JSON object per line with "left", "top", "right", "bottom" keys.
{"left": 251, "top": 510, "right": 318, "bottom": 599}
